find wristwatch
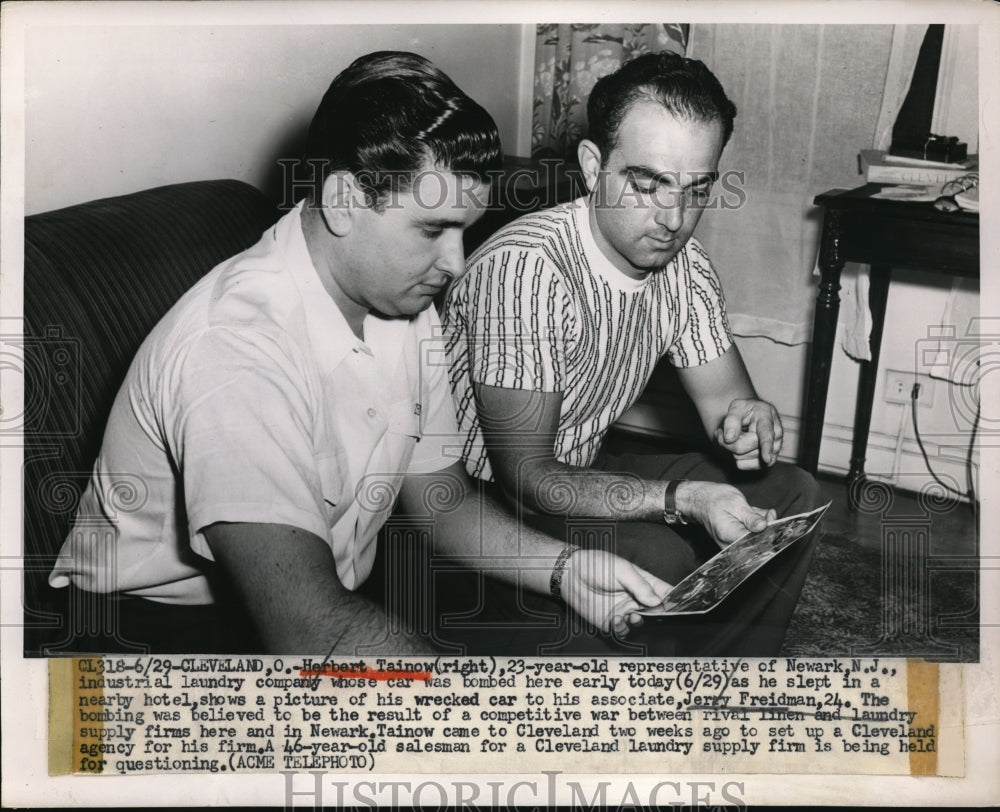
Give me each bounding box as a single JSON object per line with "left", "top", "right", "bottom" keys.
{"left": 663, "top": 480, "right": 688, "bottom": 525}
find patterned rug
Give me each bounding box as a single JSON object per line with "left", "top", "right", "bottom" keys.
{"left": 781, "top": 531, "right": 979, "bottom": 662}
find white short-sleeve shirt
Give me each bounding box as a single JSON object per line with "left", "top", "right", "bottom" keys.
{"left": 49, "top": 203, "right": 459, "bottom": 604}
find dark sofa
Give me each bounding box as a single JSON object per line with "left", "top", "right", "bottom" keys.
{"left": 22, "top": 180, "right": 278, "bottom": 655}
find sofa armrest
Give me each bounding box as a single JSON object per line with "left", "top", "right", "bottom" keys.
{"left": 22, "top": 179, "right": 278, "bottom": 655}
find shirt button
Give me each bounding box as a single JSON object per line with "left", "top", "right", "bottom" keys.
{"left": 367, "top": 408, "right": 377, "bottom": 418}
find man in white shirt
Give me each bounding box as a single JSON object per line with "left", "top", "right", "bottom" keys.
{"left": 50, "top": 51, "right": 670, "bottom": 655}
{"left": 443, "top": 52, "right": 821, "bottom": 655}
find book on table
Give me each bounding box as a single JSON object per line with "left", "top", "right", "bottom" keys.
{"left": 860, "top": 149, "right": 978, "bottom": 185}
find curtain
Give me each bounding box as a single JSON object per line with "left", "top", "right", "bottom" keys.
{"left": 686, "top": 24, "right": 897, "bottom": 346}
{"left": 531, "top": 23, "right": 688, "bottom": 159}
{"left": 840, "top": 24, "right": 929, "bottom": 361}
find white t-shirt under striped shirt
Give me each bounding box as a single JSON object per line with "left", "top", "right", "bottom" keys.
{"left": 442, "top": 196, "right": 733, "bottom": 480}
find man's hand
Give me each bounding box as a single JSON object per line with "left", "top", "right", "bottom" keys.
{"left": 714, "top": 397, "right": 783, "bottom": 470}
{"left": 560, "top": 550, "right": 672, "bottom": 637}
{"left": 676, "top": 481, "right": 777, "bottom": 547}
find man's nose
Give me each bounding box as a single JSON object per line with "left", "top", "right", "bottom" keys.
{"left": 654, "top": 195, "right": 685, "bottom": 233}
{"left": 436, "top": 232, "right": 466, "bottom": 279}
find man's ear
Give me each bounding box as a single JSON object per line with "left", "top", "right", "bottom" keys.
{"left": 577, "top": 139, "right": 604, "bottom": 194}
{"left": 318, "top": 171, "right": 357, "bottom": 237}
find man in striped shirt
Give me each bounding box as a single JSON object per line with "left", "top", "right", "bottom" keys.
{"left": 442, "top": 52, "right": 821, "bottom": 656}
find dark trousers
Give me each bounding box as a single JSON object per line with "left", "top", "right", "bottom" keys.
{"left": 382, "top": 451, "right": 822, "bottom": 657}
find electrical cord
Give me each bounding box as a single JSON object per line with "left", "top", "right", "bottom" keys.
{"left": 890, "top": 399, "right": 908, "bottom": 480}
{"left": 965, "top": 394, "right": 980, "bottom": 525}
{"left": 910, "top": 382, "right": 978, "bottom": 512}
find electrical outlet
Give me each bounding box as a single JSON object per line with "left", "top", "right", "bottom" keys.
{"left": 884, "top": 369, "right": 934, "bottom": 407}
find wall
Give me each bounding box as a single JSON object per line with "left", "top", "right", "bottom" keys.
{"left": 25, "top": 24, "right": 526, "bottom": 215}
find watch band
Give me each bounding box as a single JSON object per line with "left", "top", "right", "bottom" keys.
{"left": 663, "top": 479, "right": 688, "bottom": 525}
{"left": 549, "top": 545, "right": 580, "bottom": 600}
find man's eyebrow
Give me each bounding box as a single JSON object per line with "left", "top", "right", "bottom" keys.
{"left": 414, "top": 217, "right": 468, "bottom": 229}
{"left": 622, "top": 165, "right": 719, "bottom": 188}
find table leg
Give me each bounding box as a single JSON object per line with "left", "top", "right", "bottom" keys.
{"left": 847, "top": 263, "right": 892, "bottom": 507}
{"left": 801, "top": 213, "right": 845, "bottom": 474}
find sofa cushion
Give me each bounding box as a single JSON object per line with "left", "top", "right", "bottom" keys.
{"left": 22, "top": 179, "right": 277, "bottom": 655}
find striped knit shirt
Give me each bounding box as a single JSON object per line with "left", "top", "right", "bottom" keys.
{"left": 442, "top": 196, "right": 733, "bottom": 480}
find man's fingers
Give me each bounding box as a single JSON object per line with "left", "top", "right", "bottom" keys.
{"left": 757, "top": 423, "right": 774, "bottom": 461}
{"left": 767, "top": 408, "right": 784, "bottom": 462}
{"left": 742, "top": 507, "right": 769, "bottom": 532}
{"left": 721, "top": 410, "right": 744, "bottom": 444}
{"left": 719, "top": 401, "right": 785, "bottom": 465}
{"left": 616, "top": 607, "right": 648, "bottom": 637}
{"left": 627, "top": 611, "right": 644, "bottom": 628}
{"left": 752, "top": 410, "right": 776, "bottom": 463}
{"left": 717, "top": 428, "right": 760, "bottom": 455}
{"left": 572, "top": 555, "right": 672, "bottom": 634}
{"left": 713, "top": 510, "right": 757, "bottom": 545}
{"left": 608, "top": 597, "right": 643, "bottom": 636}
{"left": 618, "top": 561, "right": 672, "bottom": 606}
{"left": 769, "top": 406, "right": 784, "bottom": 436}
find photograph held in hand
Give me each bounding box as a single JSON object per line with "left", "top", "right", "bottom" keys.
{"left": 638, "top": 502, "right": 831, "bottom": 616}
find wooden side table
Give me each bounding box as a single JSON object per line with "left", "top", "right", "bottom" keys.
{"left": 802, "top": 184, "right": 979, "bottom": 505}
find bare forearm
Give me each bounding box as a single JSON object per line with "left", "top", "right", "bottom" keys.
{"left": 399, "top": 466, "right": 581, "bottom": 595}
{"left": 677, "top": 345, "right": 757, "bottom": 438}
{"left": 205, "top": 522, "right": 433, "bottom": 655}
{"left": 304, "top": 598, "right": 435, "bottom": 657}
{"left": 412, "top": 480, "right": 562, "bottom": 595}
{"left": 473, "top": 382, "right": 675, "bottom": 521}
{"left": 497, "top": 461, "right": 771, "bottom": 548}
{"left": 506, "top": 457, "right": 669, "bottom": 521}
{"left": 249, "top": 572, "right": 424, "bottom": 655}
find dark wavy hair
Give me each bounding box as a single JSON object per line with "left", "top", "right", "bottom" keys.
{"left": 587, "top": 51, "right": 737, "bottom": 163}
{"left": 305, "top": 51, "right": 503, "bottom": 208}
